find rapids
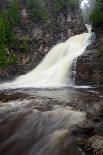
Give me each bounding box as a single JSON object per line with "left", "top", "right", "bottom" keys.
{"left": 0, "top": 87, "right": 103, "bottom": 155}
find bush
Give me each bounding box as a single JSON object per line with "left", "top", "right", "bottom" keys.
{"left": 90, "top": 8, "right": 103, "bottom": 24}
{"left": 0, "top": 12, "right": 17, "bottom": 67}
{"left": 8, "top": 53, "right": 17, "bottom": 65}
{"left": 0, "top": 14, "right": 9, "bottom": 68}
{"left": 0, "top": 0, "right": 20, "bottom": 68}
{"left": 53, "top": 0, "right": 65, "bottom": 13}
{"left": 0, "top": 43, "right": 7, "bottom": 68}
{"left": 90, "top": 0, "right": 103, "bottom": 25}
{"left": 26, "top": 0, "right": 48, "bottom": 22}
{"left": 26, "top": 0, "right": 79, "bottom": 21}
{"left": 7, "top": 0, "right": 20, "bottom": 27}
{"left": 19, "top": 40, "right": 29, "bottom": 53}
{"left": 67, "top": 0, "right": 79, "bottom": 9}
{"left": 53, "top": 0, "right": 79, "bottom": 13}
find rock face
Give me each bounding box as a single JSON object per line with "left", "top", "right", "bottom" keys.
{"left": 76, "top": 31, "right": 103, "bottom": 85}
{"left": 0, "top": 0, "right": 86, "bottom": 81}
{"left": 0, "top": 0, "right": 9, "bottom": 9}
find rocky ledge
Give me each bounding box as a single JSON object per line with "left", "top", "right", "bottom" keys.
{"left": 76, "top": 30, "right": 103, "bottom": 86}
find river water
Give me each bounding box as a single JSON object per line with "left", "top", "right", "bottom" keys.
{"left": 0, "top": 86, "right": 103, "bottom": 155}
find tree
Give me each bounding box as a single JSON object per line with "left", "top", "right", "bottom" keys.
{"left": 7, "top": 0, "right": 20, "bottom": 27}
{"left": 0, "top": 14, "right": 8, "bottom": 68}
{"left": 53, "top": 0, "right": 79, "bottom": 13}
{"left": 26, "top": 0, "right": 48, "bottom": 22}
{"left": 90, "top": 0, "right": 103, "bottom": 25}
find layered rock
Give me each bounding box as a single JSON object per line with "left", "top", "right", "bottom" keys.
{"left": 76, "top": 29, "right": 103, "bottom": 85}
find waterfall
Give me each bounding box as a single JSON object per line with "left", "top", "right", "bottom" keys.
{"left": 80, "top": 0, "right": 95, "bottom": 23}
{"left": 1, "top": 25, "right": 92, "bottom": 88}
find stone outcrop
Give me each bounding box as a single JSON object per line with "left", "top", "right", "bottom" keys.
{"left": 76, "top": 30, "right": 103, "bottom": 85}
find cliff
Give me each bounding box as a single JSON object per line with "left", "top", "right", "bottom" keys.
{"left": 76, "top": 32, "right": 103, "bottom": 85}
{"left": 76, "top": 1, "right": 103, "bottom": 86}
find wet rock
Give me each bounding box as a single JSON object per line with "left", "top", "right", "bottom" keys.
{"left": 72, "top": 120, "right": 95, "bottom": 138}
{"left": 86, "top": 103, "right": 103, "bottom": 121}
{"left": 76, "top": 26, "right": 103, "bottom": 85}
{"left": 32, "top": 27, "right": 43, "bottom": 40}
{"left": 79, "top": 135, "right": 103, "bottom": 155}
{"left": 0, "top": 92, "right": 29, "bottom": 102}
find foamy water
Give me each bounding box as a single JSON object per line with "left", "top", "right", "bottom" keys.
{"left": 1, "top": 25, "right": 92, "bottom": 88}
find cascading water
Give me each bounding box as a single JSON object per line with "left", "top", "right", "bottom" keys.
{"left": 80, "top": 0, "right": 95, "bottom": 23}
{"left": 1, "top": 25, "right": 92, "bottom": 88}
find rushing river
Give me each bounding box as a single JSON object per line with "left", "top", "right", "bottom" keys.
{"left": 0, "top": 86, "right": 103, "bottom": 155}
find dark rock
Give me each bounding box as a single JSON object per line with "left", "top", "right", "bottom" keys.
{"left": 0, "top": 92, "right": 29, "bottom": 102}
{"left": 72, "top": 121, "right": 94, "bottom": 138}
{"left": 79, "top": 135, "right": 103, "bottom": 155}
{"left": 76, "top": 33, "right": 103, "bottom": 85}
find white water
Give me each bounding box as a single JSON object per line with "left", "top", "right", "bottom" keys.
{"left": 1, "top": 25, "right": 92, "bottom": 88}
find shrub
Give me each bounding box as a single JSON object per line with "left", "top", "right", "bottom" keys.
{"left": 53, "top": 0, "right": 65, "bottom": 13}
{"left": 67, "top": 0, "right": 79, "bottom": 9}
{"left": 8, "top": 53, "right": 17, "bottom": 65}
{"left": 7, "top": 0, "right": 20, "bottom": 27}
{"left": 0, "top": 14, "right": 8, "bottom": 68}
{"left": 90, "top": 0, "right": 103, "bottom": 25}
{"left": 90, "top": 8, "right": 103, "bottom": 24}
{"left": 53, "top": 0, "right": 79, "bottom": 13}
{"left": 26, "top": 0, "right": 79, "bottom": 20}
{"left": 0, "top": 43, "right": 7, "bottom": 68}
{"left": 26, "top": 0, "right": 48, "bottom": 22}
{"left": 0, "top": 0, "right": 20, "bottom": 68}
{"left": 19, "top": 40, "right": 29, "bottom": 53}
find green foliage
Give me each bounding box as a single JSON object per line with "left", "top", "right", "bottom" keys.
{"left": 68, "top": 0, "right": 79, "bottom": 8}
{"left": 53, "top": 0, "right": 79, "bottom": 13}
{"left": 8, "top": 53, "right": 17, "bottom": 65}
{"left": 26, "top": 0, "right": 48, "bottom": 22}
{"left": 90, "top": 9, "right": 103, "bottom": 24}
{"left": 18, "top": 40, "right": 29, "bottom": 53}
{"left": 0, "top": 43, "right": 7, "bottom": 68}
{"left": 7, "top": 0, "right": 20, "bottom": 27}
{"left": 0, "top": 0, "right": 20, "bottom": 68}
{"left": 90, "top": 0, "right": 103, "bottom": 25}
{"left": 26, "top": 0, "right": 79, "bottom": 21}
{"left": 0, "top": 14, "right": 9, "bottom": 68}
{"left": 53, "top": 0, "right": 66, "bottom": 13}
